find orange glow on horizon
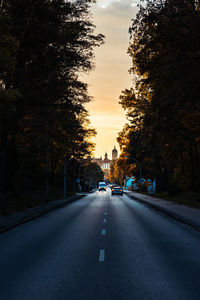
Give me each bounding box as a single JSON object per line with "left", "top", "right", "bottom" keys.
{"left": 83, "top": 1, "right": 138, "bottom": 158}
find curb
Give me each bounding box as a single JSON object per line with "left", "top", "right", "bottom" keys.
{"left": 125, "top": 192, "right": 200, "bottom": 232}
{"left": 0, "top": 194, "right": 86, "bottom": 234}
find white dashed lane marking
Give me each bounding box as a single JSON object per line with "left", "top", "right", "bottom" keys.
{"left": 101, "top": 229, "right": 106, "bottom": 236}
{"left": 103, "top": 218, "right": 107, "bottom": 223}
{"left": 99, "top": 249, "right": 105, "bottom": 262}
{"left": 104, "top": 212, "right": 107, "bottom": 216}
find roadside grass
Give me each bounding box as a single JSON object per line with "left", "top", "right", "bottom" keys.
{"left": 134, "top": 190, "right": 200, "bottom": 208}
{"left": 152, "top": 191, "right": 200, "bottom": 208}
{"left": 0, "top": 186, "right": 74, "bottom": 216}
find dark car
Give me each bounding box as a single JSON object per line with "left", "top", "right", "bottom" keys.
{"left": 111, "top": 186, "right": 123, "bottom": 196}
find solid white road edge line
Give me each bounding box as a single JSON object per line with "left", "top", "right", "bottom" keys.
{"left": 99, "top": 249, "right": 105, "bottom": 262}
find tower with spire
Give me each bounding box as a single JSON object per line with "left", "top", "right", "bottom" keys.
{"left": 112, "top": 146, "right": 118, "bottom": 161}
{"left": 91, "top": 146, "right": 118, "bottom": 179}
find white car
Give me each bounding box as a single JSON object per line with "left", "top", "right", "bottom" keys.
{"left": 99, "top": 182, "right": 106, "bottom": 191}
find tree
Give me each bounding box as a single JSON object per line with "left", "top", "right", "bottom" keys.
{"left": 84, "top": 162, "right": 104, "bottom": 189}
{"left": 118, "top": 0, "right": 200, "bottom": 192}
{"left": 0, "top": 0, "right": 104, "bottom": 195}
{"left": 0, "top": 7, "right": 19, "bottom": 190}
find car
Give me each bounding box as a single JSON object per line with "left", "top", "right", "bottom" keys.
{"left": 99, "top": 182, "right": 106, "bottom": 191}
{"left": 111, "top": 186, "right": 123, "bottom": 196}
{"left": 110, "top": 184, "right": 117, "bottom": 189}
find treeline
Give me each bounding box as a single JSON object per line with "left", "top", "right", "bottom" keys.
{"left": 113, "top": 0, "right": 200, "bottom": 193}
{"left": 0, "top": 0, "right": 104, "bottom": 201}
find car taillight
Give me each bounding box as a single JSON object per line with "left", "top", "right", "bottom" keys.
{"left": 120, "top": 189, "right": 122, "bottom": 191}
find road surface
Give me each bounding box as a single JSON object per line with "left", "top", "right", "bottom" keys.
{"left": 1, "top": 190, "right": 200, "bottom": 300}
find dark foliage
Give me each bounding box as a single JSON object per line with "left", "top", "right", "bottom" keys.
{"left": 117, "top": 0, "right": 200, "bottom": 192}
{"left": 0, "top": 0, "right": 104, "bottom": 198}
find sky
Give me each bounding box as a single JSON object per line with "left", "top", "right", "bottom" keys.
{"left": 84, "top": 0, "right": 140, "bottom": 159}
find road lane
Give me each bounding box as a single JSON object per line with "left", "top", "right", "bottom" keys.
{"left": 1, "top": 189, "right": 200, "bottom": 300}
{"left": 0, "top": 192, "right": 106, "bottom": 300}
{"left": 104, "top": 193, "right": 200, "bottom": 299}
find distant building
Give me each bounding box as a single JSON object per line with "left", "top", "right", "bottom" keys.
{"left": 92, "top": 147, "right": 118, "bottom": 175}
{"left": 102, "top": 152, "right": 112, "bottom": 170}
{"left": 112, "top": 146, "right": 118, "bottom": 161}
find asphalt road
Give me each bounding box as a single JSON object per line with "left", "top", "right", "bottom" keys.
{"left": 1, "top": 190, "right": 200, "bottom": 300}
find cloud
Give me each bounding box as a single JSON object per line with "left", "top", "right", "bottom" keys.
{"left": 97, "top": 0, "right": 118, "bottom": 9}
{"left": 92, "top": 0, "right": 138, "bottom": 47}
{"left": 87, "top": 0, "right": 138, "bottom": 99}
{"left": 95, "top": 0, "right": 139, "bottom": 15}
{"left": 96, "top": 0, "right": 138, "bottom": 10}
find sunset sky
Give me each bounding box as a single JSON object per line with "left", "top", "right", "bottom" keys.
{"left": 84, "top": 0, "right": 139, "bottom": 159}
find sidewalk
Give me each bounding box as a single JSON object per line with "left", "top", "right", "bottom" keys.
{"left": 0, "top": 192, "right": 93, "bottom": 234}
{"left": 124, "top": 190, "right": 200, "bottom": 230}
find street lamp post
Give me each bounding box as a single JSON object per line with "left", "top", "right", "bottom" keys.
{"left": 78, "top": 162, "right": 81, "bottom": 192}
{"left": 73, "top": 159, "right": 76, "bottom": 194}
{"left": 46, "top": 146, "right": 49, "bottom": 202}
{"left": 64, "top": 157, "right": 67, "bottom": 199}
